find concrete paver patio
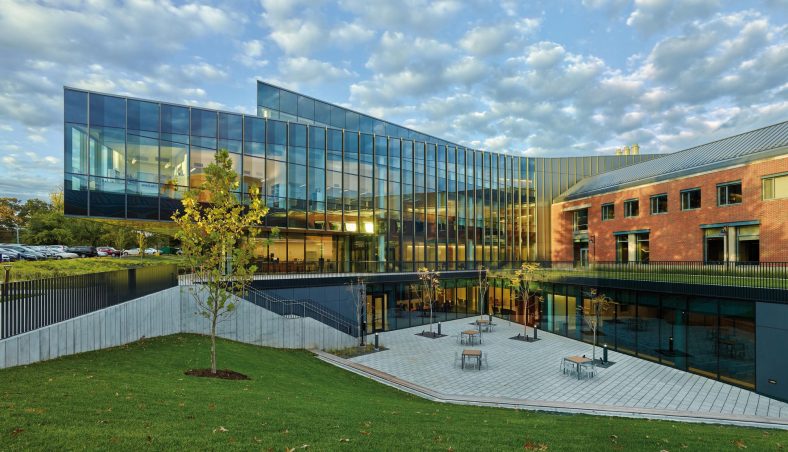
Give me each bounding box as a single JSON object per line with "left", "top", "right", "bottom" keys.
{"left": 344, "top": 317, "right": 788, "bottom": 426}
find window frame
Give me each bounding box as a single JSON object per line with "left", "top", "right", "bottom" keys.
{"left": 624, "top": 198, "right": 639, "bottom": 218}
{"left": 762, "top": 172, "right": 788, "bottom": 200}
{"left": 680, "top": 187, "right": 701, "bottom": 210}
{"left": 717, "top": 180, "right": 742, "bottom": 206}
{"left": 649, "top": 193, "right": 668, "bottom": 215}
{"left": 601, "top": 203, "right": 614, "bottom": 221}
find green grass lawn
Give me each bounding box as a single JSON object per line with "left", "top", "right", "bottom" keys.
{"left": 1, "top": 335, "right": 785, "bottom": 451}
{"left": 6, "top": 255, "right": 187, "bottom": 281}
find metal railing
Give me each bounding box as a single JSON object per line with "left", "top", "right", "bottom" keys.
{"left": 0, "top": 265, "right": 178, "bottom": 340}
{"left": 239, "top": 284, "right": 360, "bottom": 338}
{"left": 245, "top": 259, "right": 788, "bottom": 289}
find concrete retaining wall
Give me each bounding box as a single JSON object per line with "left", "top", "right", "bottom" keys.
{"left": 0, "top": 285, "right": 357, "bottom": 370}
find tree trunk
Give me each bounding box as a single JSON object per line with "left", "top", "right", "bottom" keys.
{"left": 210, "top": 308, "right": 218, "bottom": 374}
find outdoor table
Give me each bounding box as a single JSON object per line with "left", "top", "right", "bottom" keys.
{"left": 462, "top": 349, "right": 482, "bottom": 369}
{"left": 461, "top": 330, "right": 481, "bottom": 345}
{"left": 563, "top": 355, "right": 592, "bottom": 380}
{"left": 475, "top": 319, "right": 492, "bottom": 332}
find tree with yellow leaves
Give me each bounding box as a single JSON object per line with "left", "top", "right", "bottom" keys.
{"left": 417, "top": 267, "right": 441, "bottom": 337}
{"left": 173, "top": 149, "right": 268, "bottom": 374}
{"left": 504, "top": 262, "right": 542, "bottom": 340}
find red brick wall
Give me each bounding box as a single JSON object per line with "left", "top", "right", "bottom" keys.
{"left": 551, "top": 156, "right": 788, "bottom": 262}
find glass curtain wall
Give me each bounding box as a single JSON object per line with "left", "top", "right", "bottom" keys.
{"left": 541, "top": 283, "right": 756, "bottom": 390}
{"left": 66, "top": 86, "right": 657, "bottom": 269}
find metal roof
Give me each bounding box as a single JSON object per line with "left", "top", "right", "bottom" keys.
{"left": 555, "top": 120, "right": 788, "bottom": 202}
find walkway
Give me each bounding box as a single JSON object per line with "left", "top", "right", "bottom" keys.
{"left": 318, "top": 317, "right": 788, "bottom": 429}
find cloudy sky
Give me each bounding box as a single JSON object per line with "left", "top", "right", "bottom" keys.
{"left": 1, "top": 0, "right": 786, "bottom": 200}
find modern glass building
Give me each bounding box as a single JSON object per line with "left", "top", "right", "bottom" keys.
{"left": 64, "top": 82, "right": 657, "bottom": 270}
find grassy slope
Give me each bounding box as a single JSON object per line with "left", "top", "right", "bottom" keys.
{"left": 7, "top": 255, "right": 186, "bottom": 281}
{"left": 1, "top": 335, "right": 785, "bottom": 451}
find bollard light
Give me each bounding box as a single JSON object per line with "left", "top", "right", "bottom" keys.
{"left": 374, "top": 333, "right": 379, "bottom": 351}
{"left": 603, "top": 344, "right": 608, "bottom": 364}
{"left": 669, "top": 336, "right": 674, "bottom": 353}
{"left": 438, "top": 322, "right": 442, "bottom": 336}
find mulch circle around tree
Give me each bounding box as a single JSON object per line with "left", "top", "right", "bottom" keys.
{"left": 416, "top": 331, "right": 447, "bottom": 339}
{"left": 184, "top": 369, "right": 250, "bottom": 380}
{"left": 509, "top": 334, "right": 541, "bottom": 343}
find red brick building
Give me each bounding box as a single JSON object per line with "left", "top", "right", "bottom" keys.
{"left": 551, "top": 122, "right": 788, "bottom": 263}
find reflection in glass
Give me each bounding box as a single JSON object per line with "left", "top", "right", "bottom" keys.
{"left": 89, "top": 126, "right": 125, "bottom": 179}
{"left": 127, "top": 130, "right": 158, "bottom": 182}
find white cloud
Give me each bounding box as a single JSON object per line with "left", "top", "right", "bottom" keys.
{"left": 627, "top": 0, "right": 721, "bottom": 35}
{"left": 278, "top": 57, "right": 356, "bottom": 84}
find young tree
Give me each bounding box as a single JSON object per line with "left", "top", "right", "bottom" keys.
{"left": 504, "top": 262, "right": 542, "bottom": 340}
{"left": 477, "top": 265, "right": 489, "bottom": 319}
{"left": 173, "top": 149, "right": 268, "bottom": 374}
{"left": 417, "top": 267, "right": 441, "bottom": 336}
{"left": 579, "top": 289, "right": 616, "bottom": 364}
{"left": 347, "top": 276, "right": 367, "bottom": 346}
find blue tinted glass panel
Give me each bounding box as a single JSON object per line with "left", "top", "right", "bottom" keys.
{"left": 64, "top": 89, "right": 87, "bottom": 124}
{"left": 65, "top": 123, "right": 89, "bottom": 174}
{"left": 89, "top": 126, "right": 125, "bottom": 178}
{"left": 327, "top": 129, "right": 342, "bottom": 151}
{"left": 298, "top": 95, "right": 315, "bottom": 120}
{"left": 218, "top": 113, "right": 242, "bottom": 141}
{"left": 127, "top": 100, "right": 159, "bottom": 132}
{"left": 258, "top": 83, "right": 279, "bottom": 109}
{"left": 289, "top": 123, "right": 307, "bottom": 147}
{"left": 360, "top": 115, "right": 374, "bottom": 134}
{"left": 161, "top": 105, "right": 189, "bottom": 135}
{"left": 127, "top": 130, "right": 159, "bottom": 182}
{"left": 127, "top": 191, "right": 159, "bottom": 220}
{"left": 191, "top": 109, "right": 217, "bottom": 138}
{"left": 266, "top": 120, "right": 287, "bottom": 160}
{"left": 309, "top": 126, "right": 325, "bottom": 149}
{"left": 244, "top": 116, "right": 265, "bottom": 143}
{"left": 315, "top": 101, "right": 330, "bottom": 125}
{"left": 373, "top": 120, "right": 386, "bottom": 135}
{"left": 345, "top": 111, "right": 360, "bottom": 131}
{"left": 89, "top": 93, "right": 125, "bottom": 128}
{"left": 219, "top": 139, "right": 243, "bottom": 154}
{"left": 64, "top": 174, "right": 88, "bottom": 216}
{"left": 280, "top": 90, "right": 298, "bottom": 116}
{"left": 329, "top": 105, "right": 345, "bottom": 129}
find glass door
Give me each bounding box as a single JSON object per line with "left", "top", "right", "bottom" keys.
{"left": 366, "top": 293, "right": 387, "bottom": 333}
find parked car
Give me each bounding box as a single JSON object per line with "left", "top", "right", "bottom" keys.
{"left": 0, "top": 252, "right": 10, "bottom": 262}
{"left": 123, "top": 247, "right": 159, "bottom": 256}
{"left": 1, "top": 245, "right": 41, "bottom": 260}
{"left": 65, "top": 246, "right": 98, "bottom": 257}
{"left": 0, "top": 248, "right": 21, "bottom": 261}
{"left": 96, "top": 246, "right": 122, "bottom": 257}
{"left": 52, "top": 250, "right": 79, "bottom": 259}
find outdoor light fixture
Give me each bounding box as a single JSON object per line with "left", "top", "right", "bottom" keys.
{"left": 345, "top": 222, "right": 357, "bottom": 232}
{"left": 363, "top": 222, "right": 374, "bottom": 234}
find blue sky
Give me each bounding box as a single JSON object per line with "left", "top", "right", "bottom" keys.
{"left": 0, "top": 0, "right": 786, "bottom": 200}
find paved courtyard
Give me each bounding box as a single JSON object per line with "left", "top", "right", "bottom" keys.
{"left": 347, "top": 317, "right": 788, "bottom": 425}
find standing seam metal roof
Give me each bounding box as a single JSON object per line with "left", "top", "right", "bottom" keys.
{"left": 555, "top": 120, "right": 788, "bottom": 202}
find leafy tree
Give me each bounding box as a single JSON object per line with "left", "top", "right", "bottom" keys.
{"left": 501, "top": 262, "right": 542, "bottom": 339}
{"left": 417, "top": 267, "right": 441, "bottom": 336}
{"left": 173, "top": 149, "right": 268, "bottom": 374}
{"left": 579, "top": 289, "right": 616, "bottom": 364}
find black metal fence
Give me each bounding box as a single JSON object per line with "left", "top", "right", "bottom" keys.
{"left": 0, "top": 265, "right": 178, "bottom": 339}
{"left": 247, "top": 259, "right": 788, "bottom": 289}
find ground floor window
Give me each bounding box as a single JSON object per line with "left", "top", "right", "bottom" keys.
{"left": 539, "top": 283, "right": 756, "bottom": 390}
{"left": 703, "top": 224, "right": 759, "bottom": 263}
{"left": 614, "top": 232, "right": 649, "bottom": 263}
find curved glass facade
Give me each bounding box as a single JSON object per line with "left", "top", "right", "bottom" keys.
{"left": 64, "top": 84, "right": 657, "bottom": 269}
